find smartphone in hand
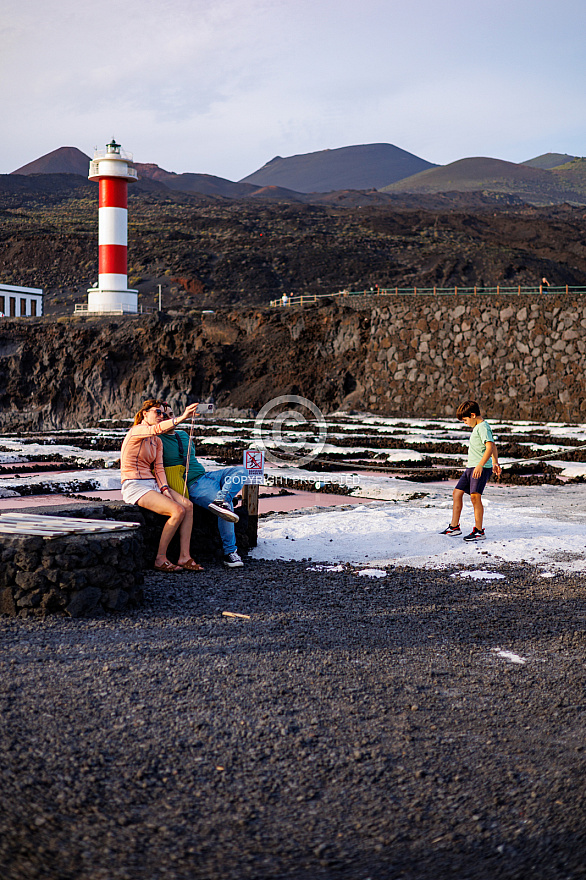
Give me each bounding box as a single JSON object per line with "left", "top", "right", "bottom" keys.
{"left": 196, "top": 403, "right": 214, "bottom": 414}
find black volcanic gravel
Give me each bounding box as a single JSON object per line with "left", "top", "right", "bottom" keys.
{"left": 1, "top": 559, "right": 585, "bottom": 880}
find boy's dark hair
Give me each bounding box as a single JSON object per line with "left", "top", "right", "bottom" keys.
{"left": 456, "top": 399, "right": 481, "bottom": 420}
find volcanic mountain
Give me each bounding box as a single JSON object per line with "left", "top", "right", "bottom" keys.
{"left": 12, "top": 146, "right": 91, "bottom": 176}
{"left": 11, "top": 149, "right": 306, "bottom": 201}
{"left": 521, "top": 152, "right": 577, "bottom": 170}
{"left": 239, "top": 143, "right": 437, "bottom": 192}
{"left": 381, "top": 156, "right": 586, "bottom": 204}
{"left": 134, "top": 164, "right": 274, "bottom": 199}
{"left": 11, "top": 145, "right": 586, "bottom": 206}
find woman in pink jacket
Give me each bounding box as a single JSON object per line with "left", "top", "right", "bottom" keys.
{"left": 121, "top": 398, "right": 203, "bottom": 572}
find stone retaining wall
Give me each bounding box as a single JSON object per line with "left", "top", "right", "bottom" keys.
{"left": 202, "top": 295, "right": 586, "bottom": 420}
{"left": 2, "top": 299, "right": 586, "bottom": 428}
{"left": 353, "top": 294, "right": 586, "bottom": 420}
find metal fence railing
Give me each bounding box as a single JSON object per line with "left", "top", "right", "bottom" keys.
{"left": 73, "top": 303, "right": 161, "bottom": 316}
{"left": 270, "top": 285, "right": 586, "bottom": 308}
{"left": 74, "top": 304, "right": 125, "bottom": 315}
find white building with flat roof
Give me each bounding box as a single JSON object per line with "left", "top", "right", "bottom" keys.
{"left": 0, "top": 284, "right": 43, "bottom": 317}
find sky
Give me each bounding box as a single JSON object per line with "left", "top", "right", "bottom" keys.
{"left": 2, "top": 0, "right": 586, "bottom": 180}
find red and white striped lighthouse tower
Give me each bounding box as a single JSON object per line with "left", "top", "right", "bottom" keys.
{"left": 87, "top": 139, "right": 138, "bottom": 313}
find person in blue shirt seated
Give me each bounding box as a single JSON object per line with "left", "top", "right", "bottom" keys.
{"left": 159, "top": 402, "right": 247, "bottom": 568}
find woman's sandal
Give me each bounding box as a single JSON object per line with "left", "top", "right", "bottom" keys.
{"left": 154, "top": 560, "right": 183, "bottom": 573}
{"left": 179, "top": 558, "right": 205, "bottom": 572}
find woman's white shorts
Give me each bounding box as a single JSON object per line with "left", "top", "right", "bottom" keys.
{"left": 121, "top": 479, "right": 159, "bottom": 505}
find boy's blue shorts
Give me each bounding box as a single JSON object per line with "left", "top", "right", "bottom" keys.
{"left": 456, "top": 467, "right": 492, "bottom": 495}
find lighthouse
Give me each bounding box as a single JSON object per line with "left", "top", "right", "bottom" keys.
{"left": 87, "top": 139, "right": 138, "bottom": 314}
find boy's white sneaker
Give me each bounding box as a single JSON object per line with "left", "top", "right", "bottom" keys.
{"left": 440, "top": 524, "right": 461, "bottom": 536}
{"left": 463, "top": 527, "right": 486, "bottom": 542}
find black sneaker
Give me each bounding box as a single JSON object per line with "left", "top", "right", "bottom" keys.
{"left": 223, "top": 552, "right": 244, "bottom": 568}
{"left": 463, "top": 527, "right": 486, "bottom": 542}
{"left": 440, "top": 524, "right": 461, "bottom": 536}
{"left": 208, "top": 501, "right": 239, "bottom": 523}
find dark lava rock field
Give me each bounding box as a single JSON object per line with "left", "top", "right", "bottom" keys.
{"left": 2, "top": 177, "right": 586, "bottom": 314}
{"left": 1, "top": 559, "right": 585, "bottom": 880}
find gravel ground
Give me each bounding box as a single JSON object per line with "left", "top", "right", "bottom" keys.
{"left": 1, "top": 559, "right": 585, "bottom": 880}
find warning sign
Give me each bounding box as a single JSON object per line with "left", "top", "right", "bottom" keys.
{"left": 244, "top": 450, "right": 265, "bottom": 484}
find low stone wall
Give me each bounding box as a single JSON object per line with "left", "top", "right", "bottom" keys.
{"left": 0, "top": 528, "right": 144, "bottom": 619}
{"left": 0, "top": 499, "right": 251, "bottom": 619}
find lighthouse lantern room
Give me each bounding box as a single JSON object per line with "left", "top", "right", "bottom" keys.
{"left": 87, "top": 139, "right": 138, "bottom": 314}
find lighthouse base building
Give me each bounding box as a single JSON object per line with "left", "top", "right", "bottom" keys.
{"left": 86, "top": 140, "right": 139, "bottom": 314}
{"left": 87, "top": 286, "right": 138, "bottom": 314}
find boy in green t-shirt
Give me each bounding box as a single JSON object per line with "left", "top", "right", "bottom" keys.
{"left": 440, "top": 399, "right": 501, "bottom": 542}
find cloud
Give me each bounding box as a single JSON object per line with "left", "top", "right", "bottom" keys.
{"left": 3, "top": 0, "right": 586, "bottom": 177}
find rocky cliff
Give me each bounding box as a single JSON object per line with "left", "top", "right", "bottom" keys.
{"left": 1, "top": 294, "right": 585, "bottom": 430}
